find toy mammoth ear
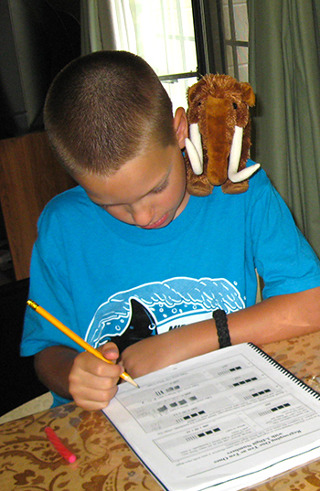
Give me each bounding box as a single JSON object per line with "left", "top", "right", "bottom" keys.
{"left": 241, "top": 82, "right": 255, "bottom": 107}
{"left": 187, "top": 83, "right": 197, "bottom": 103}
{"left": 187, "top": 78, "right": 206, "bottom": 104}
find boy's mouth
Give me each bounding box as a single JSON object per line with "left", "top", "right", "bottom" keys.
{"left": 142, "top": 213, "right": 170, "bottom": 229}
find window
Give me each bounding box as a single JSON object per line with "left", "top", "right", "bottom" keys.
{"left": 111, "top": 0, "right": 198, "bottom": 110}
{"left": 221, "top": 0, "right": 249, "bottom": 81}
{"left": 107, "top": 0, "right": 249, "bottom": 107}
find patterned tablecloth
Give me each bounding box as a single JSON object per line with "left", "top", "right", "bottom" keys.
{"left": 1, "top": 332, "right": 320, "bottom": 491}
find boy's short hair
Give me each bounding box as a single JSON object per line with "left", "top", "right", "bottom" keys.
{"left": 44, "top": 50, "right": 176, "bottom": 176}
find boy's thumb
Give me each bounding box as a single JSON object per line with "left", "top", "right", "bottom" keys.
{"left": 99, "top": 342, "right": 119, "bottom": 361}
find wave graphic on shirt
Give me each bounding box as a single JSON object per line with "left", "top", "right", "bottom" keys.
{"left": 85, "top": 277, "right": 244, "bottom": 349}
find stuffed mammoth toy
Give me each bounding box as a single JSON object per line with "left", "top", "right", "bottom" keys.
{"left": 184, "top": 74, "right": 260, "bottom": 196}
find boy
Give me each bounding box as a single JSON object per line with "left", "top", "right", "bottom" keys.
{"left": 21, "top": 50, "right": 320, "bottom": 410}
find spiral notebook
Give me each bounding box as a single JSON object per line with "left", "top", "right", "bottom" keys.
{"left": 103, "top": 343, "right": 320, "bottom": 490}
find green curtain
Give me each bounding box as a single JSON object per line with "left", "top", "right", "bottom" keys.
{"left": 248, "top": 0, "right": 320, "bottom": 258}
{"left": 80, "top": 0, "right": 116, "bottom": 54}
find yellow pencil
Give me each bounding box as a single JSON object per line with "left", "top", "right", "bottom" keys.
{"left": 27, "top": 299, "right": 139, "bottom": 388}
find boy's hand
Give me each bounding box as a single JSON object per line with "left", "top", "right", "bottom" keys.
{"left": 69, "top": 342, "right": 123, "bottom": 410}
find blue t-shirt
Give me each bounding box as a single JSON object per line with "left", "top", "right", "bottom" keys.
{"left": 21, "top": 164, "right": 320, "bottom": 406}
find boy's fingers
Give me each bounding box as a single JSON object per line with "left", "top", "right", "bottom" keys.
{"left": 99, "top": 342, "right": 120, "bottom": 362}
{"left": 72, "top": 348, "right": 121, "bottom": 378}
{"left": 73, "top": 384, "right": 119, "bottom": 410}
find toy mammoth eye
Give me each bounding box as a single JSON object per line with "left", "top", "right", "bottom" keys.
{"left": 197, "top": 101, "right": 202, "bottom": 106}
{"left": 233, "top": 102, "right": 238, "bottom": 110}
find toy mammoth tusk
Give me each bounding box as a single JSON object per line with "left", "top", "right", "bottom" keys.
{"left": 185, "top": 123, "right": 203, "bottom": 175}
{"left": 187, "top": 123, "right": 260, "bottom": 183}
{"left": 228, "top": 126, "right": 260, "bottom": 182}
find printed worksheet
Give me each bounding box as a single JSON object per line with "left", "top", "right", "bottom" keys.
{"left": 103, "top": 343, "right": 320, "bottom": 491}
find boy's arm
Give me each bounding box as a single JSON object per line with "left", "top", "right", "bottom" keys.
{"left": 34, "top": 343, "right": 123, "bottom": 410}
{"left": 120, "top": 286, "right": 320, "bottom": 378}
{"left": 34, "top": 346, "right": 76, "bottom": 400}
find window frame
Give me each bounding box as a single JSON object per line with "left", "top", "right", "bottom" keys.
{"left": 191, "top": 0, "right": 226, "bottom": 76}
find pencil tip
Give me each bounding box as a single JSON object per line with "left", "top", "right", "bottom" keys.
{"left": 122, "top": 372, "right": 139, "bottom": 388}
{"left": 130, "top": 378, "right": 140, "bottom": 388}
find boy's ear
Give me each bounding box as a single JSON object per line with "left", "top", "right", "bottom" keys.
{"left": 173, "top": 107, "right": 188, "bottom": 149}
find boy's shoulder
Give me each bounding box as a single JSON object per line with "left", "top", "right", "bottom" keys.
{"left": 39, "top": 185, "right": 91, "bottom": 227}
{"left": 242, "top": 161, "right": 272, "bottom": 200}
{"left": 211, "top": 162, "right": 272, "bottom": 203}
{"left": 43, "top": 185, "right": 88, "bottom": 212}
{"left": 246, "top": 160, "right": 269, "bottom": 186}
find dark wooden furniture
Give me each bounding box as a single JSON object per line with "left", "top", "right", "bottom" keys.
{"left": 0, "top": 131, "right": 75, "bottom": 280}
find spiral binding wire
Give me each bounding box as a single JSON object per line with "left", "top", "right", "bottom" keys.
{"left": 248, "top": 342, "right": 320, "bottom": 400}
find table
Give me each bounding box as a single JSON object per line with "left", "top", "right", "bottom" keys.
{"left": 1, "top": 332, "right": 320, "bottom": 490}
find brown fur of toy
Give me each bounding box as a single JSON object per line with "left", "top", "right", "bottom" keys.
{"left": 185, "top": 74, "right": 255, "bottom": 196}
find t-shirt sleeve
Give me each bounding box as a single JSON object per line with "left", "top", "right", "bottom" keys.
{"left": 248, "top": 169, "right": 320, "bottom": 298}
{"left": 20, "top": 208, "right": 82, "bottom": 357}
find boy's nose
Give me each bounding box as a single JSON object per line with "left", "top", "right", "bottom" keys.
{"left": 129, "top": 203, "right": 154, "bottom": 227}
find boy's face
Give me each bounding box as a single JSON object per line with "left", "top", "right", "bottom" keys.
{"left": 76, "top": 141, "right": 189, "bottom": 229}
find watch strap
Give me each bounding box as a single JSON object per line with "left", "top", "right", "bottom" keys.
{"left": 212, "top": 309, "right": 231, "bottom": 348}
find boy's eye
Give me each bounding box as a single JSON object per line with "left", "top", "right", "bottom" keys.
{"left": 153, "top": 180, "right": 168, "bottom": 194}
